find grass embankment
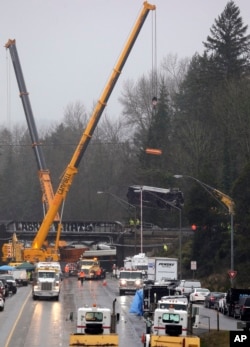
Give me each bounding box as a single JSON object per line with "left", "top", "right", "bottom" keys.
{"left": 200, "top": 330, "right": 229, "bottom": 347}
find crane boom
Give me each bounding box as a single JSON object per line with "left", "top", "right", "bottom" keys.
{"left": 5, "top": 39, "right": 59, "bottom": 221}
{"left": 24, "top": 1, "right": 155, "bottom": 259}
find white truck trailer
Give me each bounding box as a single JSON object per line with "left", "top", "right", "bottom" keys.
{"left": 147, "top": 257, "right": 178, "bottom": 283}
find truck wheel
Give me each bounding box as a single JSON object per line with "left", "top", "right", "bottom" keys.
{"left": 33, "top": 294, "right": 37, "bottom": 300}
{"left": 119, "top": 290, "right": 124, "bottom": 296}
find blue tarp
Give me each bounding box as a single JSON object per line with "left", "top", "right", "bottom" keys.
{"left": 129, "top": 289, "right": 143, "bottom": 316}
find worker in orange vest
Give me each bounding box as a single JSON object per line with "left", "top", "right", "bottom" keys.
{"left": 65, "top": 264, "right": 69, "bottom": 277}
{"left": 96, "top": 269, "right": 101, "bottom": 278}
{"left": 79, "top": 270, "right": 85, "bottom": 285}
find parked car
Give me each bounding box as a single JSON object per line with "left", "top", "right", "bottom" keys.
{"left": 0, "top": 274, "right": 17, "bottom": 294}
{"left": 204, "top": 292, "right": 225, "bottom": 308}
{"left": 0, "top": 278, "right": 9, "bottom": 297}
{"left": 0, "top": 280, "right": 6, "bottom": 297}
{"left": 0, "top": 293, "right": 5, "bottom": 311}
{"left": 190, "top": 288, "right": 210, "bottom": 303}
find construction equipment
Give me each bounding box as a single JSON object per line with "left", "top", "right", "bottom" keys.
{"left": 69, "top": 300, "right": 119, "bottom": 346}
{"left": 21, "top": 1, "right": 156, "bottom": 263}
{"left": 4, "top": 39, "right": 61, "bottom": 262}
{"left": 1, "top": 232, "right": 23, "bottom": 262}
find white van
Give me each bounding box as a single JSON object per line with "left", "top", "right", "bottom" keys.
{"left": 175, "top": 280, "right": 201, "bottom": 297}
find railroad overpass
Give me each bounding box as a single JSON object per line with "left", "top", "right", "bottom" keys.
{"left": 0, "top": 220, "right": 193, "bottom": 267}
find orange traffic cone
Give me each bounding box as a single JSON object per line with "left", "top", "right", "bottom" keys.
{"left": 102, "top": 280, "right": 107, "bottom": 286}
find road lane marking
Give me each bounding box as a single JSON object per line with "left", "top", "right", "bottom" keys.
{"left": 4, "top": 290, "right": 32, "bottom": 347}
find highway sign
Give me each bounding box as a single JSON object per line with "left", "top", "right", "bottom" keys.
{"left": 228, "top": 270, "right": 237, "bottom": 279}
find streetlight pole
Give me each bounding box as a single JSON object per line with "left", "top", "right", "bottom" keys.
{"left": 179, "top": 208, "right": 182, "bottom": 280}
{"left": 140, "top": 187, "right": 143, "bottom": 254}
{"left": 174, "top": 174, "right": 235, "bottom": 286}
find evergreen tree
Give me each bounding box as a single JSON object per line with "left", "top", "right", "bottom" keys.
{"left": 203, "top": 0, "right": 250, "bottom": 79}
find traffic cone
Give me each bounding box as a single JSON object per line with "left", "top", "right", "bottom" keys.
{"left": 102, "top": 279, "right": 107, "bottom": 286}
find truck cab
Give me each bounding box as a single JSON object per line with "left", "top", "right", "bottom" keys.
{"left": 143, "top": 296, "right": 200, "bottom": 347}
{"left": 77, "top": 258, "right": 105, "bottom": 280}
{"left": 119, "top": 270, "right": 143, "bottom": 295}
{"left": 69, "top": 302, "right": 119, "bottom": 346}
{"left": 32, "top": 261, "right": 62, "bottom": 300}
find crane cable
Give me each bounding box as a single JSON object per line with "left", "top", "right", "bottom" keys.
{"left": 151, "top": 9, "right": 158, "bottom": 106}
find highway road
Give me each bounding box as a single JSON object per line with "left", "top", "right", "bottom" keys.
{"left": 0, "top": 276, "right": 242, "bottom": 347}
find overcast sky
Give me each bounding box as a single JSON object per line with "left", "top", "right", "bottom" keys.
{"left": 1, "top": 0, "right": 250, "bottom": 129}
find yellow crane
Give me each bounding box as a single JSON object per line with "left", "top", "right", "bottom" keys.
{"left": 22, "top": 1, "right": 156, "bottom": 262}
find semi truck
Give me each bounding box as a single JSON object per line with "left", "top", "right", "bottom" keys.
{"left": 147, "top": 257, "right": 178, "bottom": 283}
{"left": 69, "top": 299, "right": 119, "bottom": 347}
{"left": 32, "top": 261, "right": 62, "bottom": 300}
{"left": 119, "top": 269, "right": 144, "bottom": 295}
{"left": 77, "top": 257, "right": 105, "bottom": 280}
{"left": 142, "top": 296, "right": 200, "bottom": 347}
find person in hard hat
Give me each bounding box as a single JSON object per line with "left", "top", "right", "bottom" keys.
{"left": 96, "top": 268, "right": 101, "bottom": 278}
{"left": 79, "top": 270, "right": 85, "bottom": 285}
{"left": 135, "top": 218, "right": 140, "bottom": 229}
{"left": 129, "top": 218, "right": 135, "bottom": 226}
{"left": 129, "top": 218, "right": 135, "bottom": 233}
